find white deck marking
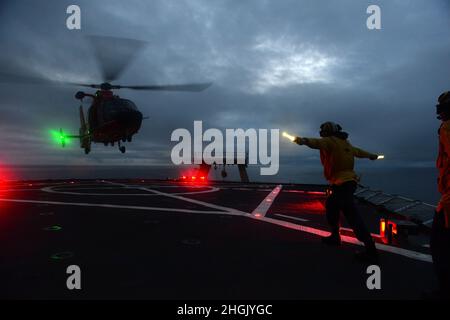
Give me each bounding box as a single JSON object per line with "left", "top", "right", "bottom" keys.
{"left": 2, "top": 181, "right": 433, "bottom": 263}
{"left": 251, "top": 185, "right": 282, "bottom": 217}
{"left": 41, "top": 185, "right": 220, "bottom": 197}
{"left": 271, "top": 216, "right": 381, "bottom": 238}
{"left": 282, "top": 190, "right": 326, "bottom": 195}
{"left": 56, "top": 185, "right": 211, "bottom": 191}
{"left": 253, "top": 215, "right": 330, "bottom": 237}
{"left": 0, "top": 198, "right": 235, "bottom": 215}
{"left": 374, "top": 242, "right": 432, "bottom": 263}
{"left": 274, "top": 213, "right": 309, "bottom": 222}
{"left": 140, "top": 187, "right": 249, "bottom": 215}
{"left": 340, "top": 227, "right": 382, "bottom": 240}
{"left": 105, "top": 181, "right": 250, "bottom": 215}
{"left": 253, "top": 216, "right": 432, "bottom": 263}
{"left": 0, "top": 189, "right": 44, "bottom": 192}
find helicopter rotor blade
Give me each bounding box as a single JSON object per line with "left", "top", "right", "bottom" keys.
{"left": 85, "top": 35, "right": 147, "bottom": 83}
{"left": 73, "top": 83, "right": 102, "bottom": 89}
{"left": 114, "top": 82, "right": 213, "bottom": 92}
{"left": 0, "top": 71, "right": 93, "bottom": 88}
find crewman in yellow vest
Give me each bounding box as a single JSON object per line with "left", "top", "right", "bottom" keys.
{"left": 433, "top": 91, "right": 450, "bottom": 298}
{"left": 293, "top": 122, "right": 380, "bottom": 263}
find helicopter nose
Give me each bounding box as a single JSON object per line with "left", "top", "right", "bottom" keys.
{"left": 117, "top": 110, "right": 143, "bottom": 126}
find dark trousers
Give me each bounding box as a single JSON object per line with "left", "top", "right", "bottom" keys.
{"left": 326, "top": 181, "right": 376, "bottom": 251}
{"left": 431, "top": 211, "right": 450, "bottom": 296}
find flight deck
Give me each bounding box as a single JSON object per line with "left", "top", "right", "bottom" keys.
{"left": 0, "top": 180, "right": 434, "bottom": 299}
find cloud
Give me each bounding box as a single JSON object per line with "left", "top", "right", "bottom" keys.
{"left": 0, "top": 0, "right": 448, "bottom": 180}
{"left": 251, "top": 37, "right": 339, "bottom": 93}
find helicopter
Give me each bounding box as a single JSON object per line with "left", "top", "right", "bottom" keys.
{"left": 63, "top": 79, "right": 211, "bottom": 154}
{"left": 0, "top": 35, "right": 212, "bottom": 154}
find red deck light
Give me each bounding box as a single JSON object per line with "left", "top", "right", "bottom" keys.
{"left": 380, "top": 218, "right": 403, "bottom": 244}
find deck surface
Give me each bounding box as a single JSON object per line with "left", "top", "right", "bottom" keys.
{"left": 0, "top": 180, "right": 434, "bottom": 299}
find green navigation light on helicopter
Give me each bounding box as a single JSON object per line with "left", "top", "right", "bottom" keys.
{"left": 50, "top": 129, "right": 69, "bottom": 147}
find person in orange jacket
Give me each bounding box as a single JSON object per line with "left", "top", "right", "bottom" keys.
{"left": 293, "top": 122, "right": 380, "bottom": 263}
{"left": 433, "top": 91, "right": 450, "bottom": 298}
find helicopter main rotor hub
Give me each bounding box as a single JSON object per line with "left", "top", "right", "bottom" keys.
{"left": 100, "top": 82, "right": 113, "bottom": 90}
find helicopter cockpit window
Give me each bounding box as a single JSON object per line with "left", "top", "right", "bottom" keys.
{"left": 121, "top": 99, "right": 138, "bottom": 110}
{"left": 102, "top": 98, "right": 137, "bottom": 122}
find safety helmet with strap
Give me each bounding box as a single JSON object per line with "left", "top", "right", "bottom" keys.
{"left": 320, "top": 121, "right": 342, "bottom": 137}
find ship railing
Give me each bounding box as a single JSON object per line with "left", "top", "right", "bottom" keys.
{"left": 355, "top": 185, "right": 436, "bottom": 228}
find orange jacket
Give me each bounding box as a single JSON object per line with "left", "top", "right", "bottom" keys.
{"left": 436, "top": 120, "right": 450, "bottom": 227}
{"left": 298, "top": 136, "right": 376, "bottom": 185}
{"left": 437, "top": 121, "right": 450, "bottom": 194}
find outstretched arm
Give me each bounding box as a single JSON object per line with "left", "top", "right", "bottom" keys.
{"left": 353, "top": 146, "right": 378, "bottom": 160}
{"left": 294, "top": 137, "right": 331, "bottom": 151}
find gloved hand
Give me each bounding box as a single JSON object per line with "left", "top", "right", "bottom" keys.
{"left": 293, "top": 136, "right": 302, "bottom": 144}
{"left": 369, "top": 154, "right": 378, "bottom": 160}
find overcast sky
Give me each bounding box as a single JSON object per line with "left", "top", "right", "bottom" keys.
{"left": 0, "top": 0, "right": 449, "bottom": 181}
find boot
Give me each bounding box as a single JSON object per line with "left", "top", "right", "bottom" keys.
{"left": 321, "top": 233, "right": 341, "bottom": 246}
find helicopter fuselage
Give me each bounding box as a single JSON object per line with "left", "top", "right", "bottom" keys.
{"left": 77, "top": 90, "right": 143, "bottom": 151}
{"left": 90, "top": 91, "right": 142, "bottom": 143}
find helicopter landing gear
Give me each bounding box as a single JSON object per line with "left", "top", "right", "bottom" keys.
{"left": 118, "top": 141, "right": 126, "bottom": 154}
{"left": 80, "top": 133, "right": 91, "bottom": 155}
